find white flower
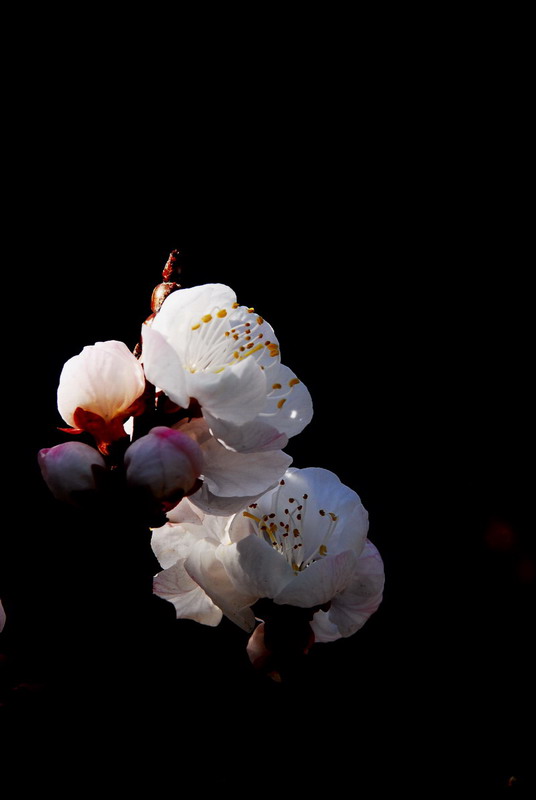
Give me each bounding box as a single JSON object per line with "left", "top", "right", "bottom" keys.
{"left": 124, "top": 426, "right": 204, "bottom": 505}
{"left": 152, "top": 499, "right": 257, "bottom": 631}
{"left": 225, "top": 468, "right": 369, "bottom": 602}
{"left": 171, "top": 417, "right": 292, "bottom": 515}
{"left": 0, "top": 598, "right": 6, "bottom": 633}
{"left": 38, "top": 441, "right": 106, "bottom": 505}
{"left": 141, "top": 283, "right": 313, "bottom": 452}
{"left": 152, "top": 468, "right": 384, "bottom": 644}
{"left": 57, "top": 340, "right": 146, "bottom": 452}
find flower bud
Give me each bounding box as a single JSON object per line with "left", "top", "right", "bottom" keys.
{"left": 124, "top": 426, "right": 203, "bottom": 504}
{"left": 57, "top": 340, "right": 146, "bottom": 453}
{"left": 38, "top": 442, "right": 106, "bottom": 504}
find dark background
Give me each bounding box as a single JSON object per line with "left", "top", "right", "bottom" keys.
{"left": 1, "top": 24, "right": 534, "bottom": 794}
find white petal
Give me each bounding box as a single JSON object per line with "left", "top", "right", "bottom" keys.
{"left": 254, "top": 467, "right": 369, "bottom": 564}
{"left": 152, "top": 284, "right": 237, "bottom": 353}
{"left": 141, "top": 325, "right": 190, "bottom": 408}
{"left": 153, "top": 561, "right": 223, "bottom": 627}
{"left": 259, "top": 364, "right": 314, "bottom": 438}
{"left": 186, "top": 484, "right": 272, "bottom": 516}
{"left": 217, "top": 534, "right": 294, "bottom": 600}
{"left": 320, "top": 540, "right": 385, "bottom": 639}
{"left": 200, "top": 436, "right": 292, "bottom": 497}
{"left": 151, "top": 525, "right": 202, "bottom": 570}
{"left": 0, "top": 598, "right": 6, "bottom": 633}
{"left": 274, "top": 549, "right": 359, "bottom": 609}
{"left": 188, "top": 355, "right": 267, "bottom": 423}
{"left": 204, "top": 411, "right": 289, "bottom": 453}
{"left": 185, "top": 539, "right": 257, "bottom": 632}
{"left": 57, "top": 340, "right": 145, "bottom": 426}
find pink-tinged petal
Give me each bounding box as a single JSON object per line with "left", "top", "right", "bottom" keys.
{"left": 320, "top": 540, "right": 385, "bottom": 639}
{"left": 274, "top": 549, "right": 359, "bottom": 609}
{"left": 57, "top": 340, "right": 145, "bottom": 427}
{"left": 141, "top": 325, "right": 190, "bottom": 408}
{"left": 188, "top": 355, "right": 267, "bottom": 423}
{"left": 153, "top": 561, "right": 223, "bottom": 627}
{"left": 38, "top": 442, "right": 106, "bottom": 504}
{"left": 185, "top": 539, "right": 257, "bottom": 632}
{"left": 217, "top": 534, "right": 294, "bottom": 601}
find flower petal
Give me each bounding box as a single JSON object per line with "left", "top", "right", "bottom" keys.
{"left": 141, "top": 325, "right": 190, "bottom": 408}
{"left": 259, "top": 364, "right": 314, "bottom": 438}
{"left": 203, "top": 411, "right": 289, "bottom": 453}
{"left": 185, "top": 539, "right": 257, "bottom": 632}
{"left": 152, "top": 284, "right": 237, "bottom": 354}
{"left": 151, "top": 525, "right": 202, "bottom": 570}
{"left": 274, "top": 549, "right": 359, "bottom": 609}
{"left": 187, "top": 355, "right": 267, "bottom": 423}
{"left": 200, "top": 436, "right": 292, "bottom": 498}
{"left": 217, "top": 534, "right": 294, "bottom": 601}
{"left": 153, "top": 560, "right": 223, "bottom": 627}
{"left": 317, "top": 540, "right": 385, "bottom": 640}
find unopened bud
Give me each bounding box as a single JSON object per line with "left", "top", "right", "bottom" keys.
{"left": 124, "top": 426, "right": 203, "bottom": 504}
{"left": 38, "top": 442, "right": 106, "bottom": 505}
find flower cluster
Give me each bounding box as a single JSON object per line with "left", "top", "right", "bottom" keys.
{"left": 38, "top": 260, "right": 384, "bottom": 674}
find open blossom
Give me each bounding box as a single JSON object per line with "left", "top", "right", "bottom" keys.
{"left": 152, "top": 468, "right": 384, "bottom": 644}
{"left": 124, "top": 426, "right": 203, "bottom": 506}
{"left": 223, "top": 467, "right": 384, "bottom": 641}
{"left": 38, "top": 441, "right": 106, "bottom": 505}
{"left": 141, "top": 283, "right": 313, "bottom": 452}
{"left": 57, "top": 340, "right": 146, "bottom": 453}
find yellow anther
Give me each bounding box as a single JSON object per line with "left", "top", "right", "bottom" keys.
{"left": 217, "top": 309, "right": 227, "bottom": 318}
{"left": 319, "top": 545, "right": 328, "bottom": 556}
{"left": 191, "top": 323, "right": 201, "bottom": 330}
{"left": 232, "top": 302, "right": 239, "bottom": 308}
{"left": 292, "top": 563, "right": 300, "bottom": 573}
{"left": 288, "top": 378, "right": 300, "bottom": 387}
{"left": 329, "top": 512, "right": 338, "bottom": 521}
{"left": 257, "top": 316, "right": 264, "bottom": 325}
{"left": 272, "top": 383, "right": 282, "bottom": 390}
{"left": 202, "top": 314, "right": 212, "bottom": 323}
{"left": 277, "top": 398, "right": 287, "bottom": 409}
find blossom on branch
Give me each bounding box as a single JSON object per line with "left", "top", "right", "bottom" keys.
{"left": 57, "top": 340, "right": 146, "bottom": 453}
{"left": 152, "top": 468, "right": 384, "bottom": 645}
{"left": 141, "top": 283, "right": 313, "bottom": 452}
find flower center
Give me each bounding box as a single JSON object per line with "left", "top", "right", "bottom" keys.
{"left": 243, "top": 479, "right": 340, "bottom": 574}
{"left": 185, "top": 304, "right": 277, "bottom": 373}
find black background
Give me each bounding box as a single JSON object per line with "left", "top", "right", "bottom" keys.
{"left": 1, "top": 25, "right": 534, "bottom": 794}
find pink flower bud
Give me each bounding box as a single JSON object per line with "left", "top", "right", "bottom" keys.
{"left": 57, "top": 340, "right": 146, "bottom": 453}
{"left": 38, "top": 442, "right": 106, "bottom": 504}
{"left": 124, "top": 426, "right": 203, "bottom": 504}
